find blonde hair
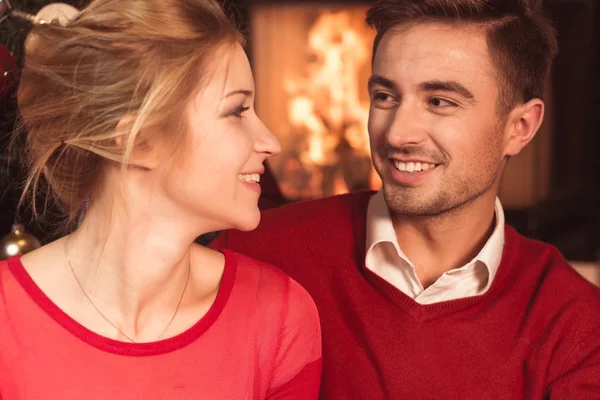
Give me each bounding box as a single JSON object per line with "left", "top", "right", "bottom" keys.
{"left": 16, "top": 0, "right": 244, "bottom": 230}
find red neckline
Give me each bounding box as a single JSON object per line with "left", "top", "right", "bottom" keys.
{"left": 6, "top": 249, "right": 237, "bottom": 357}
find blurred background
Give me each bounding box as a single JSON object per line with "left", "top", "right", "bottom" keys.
{"left": 1, "top": 0, "right": 599, "bottom": 281}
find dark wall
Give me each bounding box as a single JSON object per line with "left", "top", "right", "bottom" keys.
{"left": 527, "top": 0, "right": 600, "bottom": 260}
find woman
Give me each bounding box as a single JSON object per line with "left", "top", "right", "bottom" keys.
{"left": 0, "top": 0, "right": 322, "bottom": 398}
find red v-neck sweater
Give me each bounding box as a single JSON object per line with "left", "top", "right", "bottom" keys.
{"left": 211, "top": 190, "right": 600, "bottom": 399}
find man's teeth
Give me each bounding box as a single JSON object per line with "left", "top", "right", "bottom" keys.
{"left": 238, "top": 173, "right": 260, "bottom": 183}
{"left": 394, "top": 161, "right": 437, "bottom": 173}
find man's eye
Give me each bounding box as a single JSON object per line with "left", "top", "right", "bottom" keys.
{"left": 429, "top": 97, "right": 456, "bottom": 108}
{"left": 372, "top": 92, "right": 395, "bottom": 102}
{"left": 370, "top": 92, "right": 398, "bottom": 110}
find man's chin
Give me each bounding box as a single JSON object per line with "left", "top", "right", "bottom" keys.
{"left": 382, "top": 187, "right": 452, "bottom": 218}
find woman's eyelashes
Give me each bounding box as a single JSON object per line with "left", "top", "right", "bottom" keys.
{"left": 228, "top": 105, "right": 250, "bottom": 118}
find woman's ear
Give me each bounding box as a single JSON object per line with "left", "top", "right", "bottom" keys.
{"left": 114, "top": 115, "right": 160, "bottom": 170}
{"left": 114, "top": 115, "right": 133, "bottom": 150}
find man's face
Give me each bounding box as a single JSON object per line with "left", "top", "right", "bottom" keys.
{"left": 369, "top": 23, "right": 509, "bottom": 217}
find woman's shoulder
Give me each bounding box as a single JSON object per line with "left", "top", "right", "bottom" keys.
{"left": 0, "top": 240, "right": 71, "bottom": 314}
{"left": 228, "top": 249, "right": 289, "bottom": 282}
{"left": 223, "top": 249, "right": 321, "bottom": 361}
{"left": 0, "top": 258, "right": 14, "bottom": 308}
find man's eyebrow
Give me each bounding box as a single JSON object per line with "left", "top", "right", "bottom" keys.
{"left": 367, "top": 75, "right": 398, "bottom": 93}
{"left": 224, "top": 89, "right": 253, "bottom": 98}
{"left": 368, "top": 76, "right": 476, "bottom": 104}
{"left": 418, "top": 80, "right": 475, "bottom": 100}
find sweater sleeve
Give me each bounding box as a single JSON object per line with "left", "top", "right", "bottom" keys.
{"left": 265, "top": 278, "right": 323, "bottom": 399}
{"left": 545, "top": 327, "right": 600, "bottom": 399}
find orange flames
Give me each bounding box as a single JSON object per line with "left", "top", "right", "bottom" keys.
{"left": 261, "top": 8, "right": 381, "bottom": 200}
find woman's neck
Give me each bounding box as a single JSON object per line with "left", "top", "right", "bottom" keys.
{"left": 65, "top": 188, "right": 203, "bottom": 340}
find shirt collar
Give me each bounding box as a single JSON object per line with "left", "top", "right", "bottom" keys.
{"left": 365, "top": 190, "right": 505, "bottom": 284}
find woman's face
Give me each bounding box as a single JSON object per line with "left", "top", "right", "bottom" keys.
{"left": 157, "top": 43, "right": 280, "bottom": 233}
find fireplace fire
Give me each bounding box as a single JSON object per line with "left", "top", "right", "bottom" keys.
{"left": 251, "top": 5, "right": 381, "bottom": 201}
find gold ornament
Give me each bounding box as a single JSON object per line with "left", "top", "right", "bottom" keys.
{"left": 0, "top": 224, "right": 41, "bottom": 260}
{"left": 34, "top": 3, "right": 79, "bottom": 25}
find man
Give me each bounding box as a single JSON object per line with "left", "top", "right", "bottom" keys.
{"left": 211, "top": 0, "right": 600, "bottom": 398}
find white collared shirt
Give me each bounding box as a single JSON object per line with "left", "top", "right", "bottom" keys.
{"left": 365, "top": 191, "right": 505, "bottom": 304}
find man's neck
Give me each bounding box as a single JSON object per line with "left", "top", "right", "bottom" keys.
{"left": 391, "top": 193, "right": 497, "bottom": 288}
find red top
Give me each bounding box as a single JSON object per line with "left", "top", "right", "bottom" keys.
{"left": 0, "top": 250, "right": 322, "bottom": 399}
{"left": 211, "top": 191, "right": 600, "bottom": 399}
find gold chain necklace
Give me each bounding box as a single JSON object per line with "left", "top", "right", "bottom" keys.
{"left": 64, "top": 236, "right": 190, "bottom": 343}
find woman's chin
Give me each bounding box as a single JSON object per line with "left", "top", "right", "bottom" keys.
{"left": 231, "top": 210, "right": 262, "bottom": 232}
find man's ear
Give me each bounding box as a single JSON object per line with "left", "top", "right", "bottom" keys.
{"left": 503, "top": 98, "right": 545, "bottom": 157}
{"left": 114, "top": 115, "right": 159, "bottom": 170}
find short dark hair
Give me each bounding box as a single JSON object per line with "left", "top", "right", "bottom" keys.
{"left": 366, "top": 0, "right": 558, "bottom": 114}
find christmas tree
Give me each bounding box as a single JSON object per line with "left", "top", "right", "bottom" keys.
{"left": 0, "top": 0, "right": 87, "bottom": 242}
